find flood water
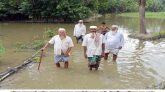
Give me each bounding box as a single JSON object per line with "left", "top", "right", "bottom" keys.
{"left": 0, "top": 15, "right": 165, "bottom": 89}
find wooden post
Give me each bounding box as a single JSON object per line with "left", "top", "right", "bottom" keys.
{"left": 139, "top": 0, "right": 147, "bottom": 34}
{"left": 38, "top": 50, "right": 44, "bottom": 70}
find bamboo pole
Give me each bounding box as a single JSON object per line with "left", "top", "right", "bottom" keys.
{"left": 38, "top": 50, "right": 44, "bottom": 70}
{"left": 0, "top": 50, "right": 41, "bottom": 82}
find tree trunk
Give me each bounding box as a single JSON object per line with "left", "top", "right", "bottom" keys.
{"left": 139, "top": 0, "right": 147, "bottom": 34}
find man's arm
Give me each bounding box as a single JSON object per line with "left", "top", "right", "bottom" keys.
{"left": 101, "top": 43, "right": 105, "bottom": 57}
{"left": 64, "top": 47, "right": 72, "bottom": 56}
{"left": 83, "top": 46, "right": 87, "bottom": 58}
{"left": 119, "top": 34, "right": 124, "bottom": 49}
{"left": 73, "top": 25, "right": 77, "bottom": 36}
{"left": 82, "top": 35, "right": 87, "bottom": 58}
{"left": 82, "top": 25, "right": 86, "bottom": 36}
{"left": 41, "top": 42, "right": 51, "bottom": 51}
{"left": 64, "top": 37, "right": 74, "bottom": 56}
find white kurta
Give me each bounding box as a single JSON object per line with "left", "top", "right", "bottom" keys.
{"left": 82, "top": 33, "right": 105, "bottom": 57}
{"left": 73, "top": 24, "right": 86, "bottom": 37}
{"left": 104, "top": 31, "right": 124, "bottom": 53}
{"left": 49, "top": 35, "right": 74, "bottom": 55}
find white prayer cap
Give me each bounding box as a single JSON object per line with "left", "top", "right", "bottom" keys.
{"left": 58, "top": 28, "right": 66, "bottom": 31}
{"left": 79, "top": 20, "right": 83, "bottom": 22}
{"left": 111, "top": 25, "right": 118, "bottom": 29}
{"left": 90, "top": 26, "right": 97, "bottom": 29}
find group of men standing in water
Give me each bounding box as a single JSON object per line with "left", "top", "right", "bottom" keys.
{"left": 42, "top": 20, "right": 124, "bottom": 71}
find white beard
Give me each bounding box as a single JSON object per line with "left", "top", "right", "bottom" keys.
{"left": 78, "top": 24, "right": 83, "bottom": 27}
{"left": 112, "top": 31, "right": 117, "bottom": 35}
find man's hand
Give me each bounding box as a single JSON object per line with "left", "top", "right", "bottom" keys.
{"left": 41, "top": 48, "right": 44, "bottom": 51}
{"left": 101, "top": 52, "right": 105, "bottom": 57}
{"left": 64, "top": 52, "right": 70, "bottom": 57}
{"left": 41, "top": 43, "right": 50, "bottom": 51}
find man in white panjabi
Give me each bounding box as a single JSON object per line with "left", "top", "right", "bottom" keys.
{"left": 104, "top": 25, "right": 124, "bottom": 62}
{"left": 73, "top": 20, "right": 86, "bottom": 43}
{"left": 82, "top": 26, "right": 105, "bottom": 71}
{"left": 42, "top": 28, "right": 74, "bottom": 68}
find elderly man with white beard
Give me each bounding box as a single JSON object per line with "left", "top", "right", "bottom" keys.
{"left": 73, "top": 20, "right": 86, "bottom": 44}
{"left": 42, "top": 28, "right": 74, "bottom": 68}
{"left": 104, "top": 25, "right": 124, "bottom": 62}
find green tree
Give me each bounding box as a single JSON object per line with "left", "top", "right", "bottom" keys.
{"left": 0, "top": 1, "right": 7, "bottom": 19}
{"left": 19, "top": 0, "right": 92, "bottom": 22}
{"left": 84, "top": 0, "right": 98, "bottom": 13}
{"left": 19, "top": 0, "right": 33, "bottom": 17}
{"left": 55, "top": 0, "right": 91, "bottom": 21}
{"left": 0, "top": 0, "right": 28, "bottom": 20}
{"left": 98, "top": 0, "right": 109, "bottom": 15}
{"left": 146, "top": 0, "right": 164, "bottom": 12}
{"left": 1, "top": 0, "right": 165, "bottom": 22}
{"left": 107, "top": 0, "right": 138, "bottom": 13}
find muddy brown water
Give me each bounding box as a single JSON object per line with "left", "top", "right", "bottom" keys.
{"left": 0, "top": 15, "right": 165, "bottom": 89}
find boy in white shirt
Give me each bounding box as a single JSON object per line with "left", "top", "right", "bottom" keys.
{"left": 42, "top": 28, "right": 74, "bottom": 68}
{"left": 82, "top": 26, "right": 105, "bottom": 71}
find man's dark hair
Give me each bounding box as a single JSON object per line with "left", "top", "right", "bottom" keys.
{"left": 102, "top": 22, "right": 106, "bottom": 24}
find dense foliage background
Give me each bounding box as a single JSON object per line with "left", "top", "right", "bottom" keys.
{"left": 0, "top": 0, "right": 165, "bottom": 22}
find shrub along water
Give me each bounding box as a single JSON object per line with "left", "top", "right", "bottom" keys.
{"left": 152, "top": 30, "right": 165, "bottom": 38}
{"left": 14, "top": 28, "right": 55, "bottom": 52}
{"left": 14, "top": 40, "right": 44, "bottom": 52}
{"left": 43, "top": 28, "right": 55, "bottom": 38}
{"left": 129, "top": 30, "right": 165, "bottom": 40}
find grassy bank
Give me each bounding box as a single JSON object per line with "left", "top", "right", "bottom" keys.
{"left": 152, "top": 30, "right": 165, "bottom": 36}
{"left": 129, "top": 30, "right": 165, "bottom": 40}
{"left": 118, "top": 12, "right": 165, "bottom": 19}
{"left": 118, "top": 12, "right": 165, "bottom": 40}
